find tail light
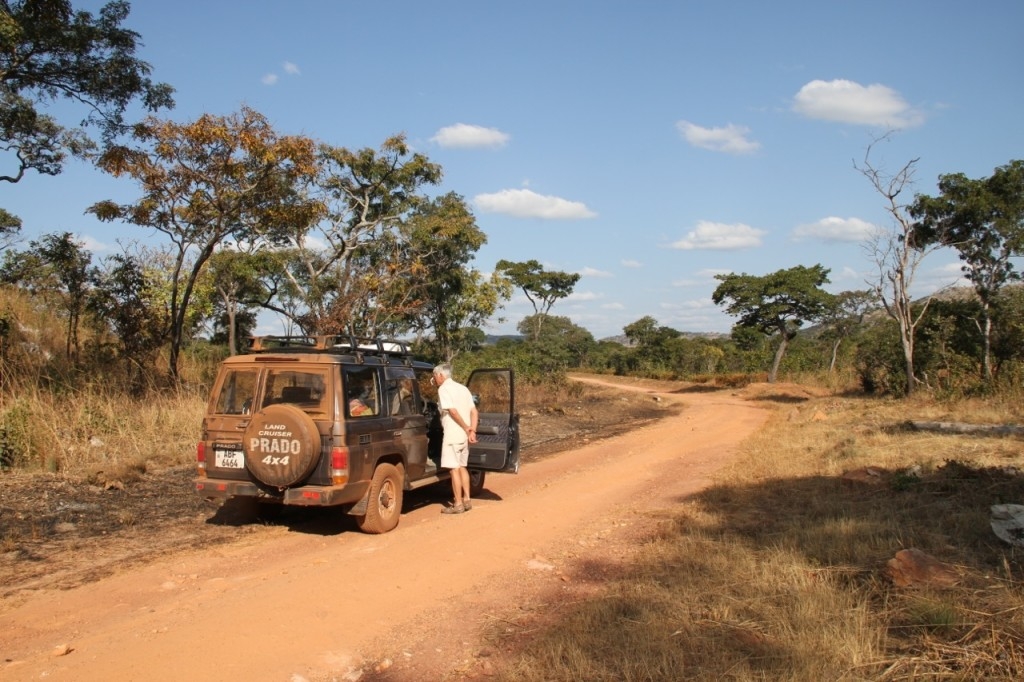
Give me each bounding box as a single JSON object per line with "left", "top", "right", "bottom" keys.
{"left": 330, "top": 445, "right": 349, "bottom": 485}
{"left": 196, "top": 442, "right": 207, "bottom": 476}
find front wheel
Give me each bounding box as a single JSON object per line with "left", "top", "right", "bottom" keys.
{"left": 468, "top": 469, "right": 486, "bottom": 497}
{"left": 357, "top": 463, "right": 404, "bottom": 534}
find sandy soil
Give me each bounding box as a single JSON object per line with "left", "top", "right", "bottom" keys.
{"left": 0, "top": 376, "right": 773, "bottom": 681}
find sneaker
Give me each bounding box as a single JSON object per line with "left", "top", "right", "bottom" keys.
{"left": 441, "top": 504, "right": 465, "bottom": 515}
{"left": 462, "top": 499, "right": 472, "bottom": 511}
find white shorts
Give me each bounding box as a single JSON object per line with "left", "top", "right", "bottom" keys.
{"left": 441, "top": 440, "right": 469, "bottom": 469}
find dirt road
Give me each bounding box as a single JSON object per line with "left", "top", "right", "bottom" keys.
{"left": 0, "top": 378, "right": 769, "bottom": 681}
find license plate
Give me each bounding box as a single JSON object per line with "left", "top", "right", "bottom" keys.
{"left": 214, "top": 448, "right": 244, "bottom": 469}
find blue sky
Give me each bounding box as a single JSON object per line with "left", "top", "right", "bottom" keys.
{"left": 4, "top": 0, "right": 1023, "bottom": 339}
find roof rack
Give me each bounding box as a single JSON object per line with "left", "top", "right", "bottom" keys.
{"left": 247, "top": 335, "right": 317, "bottom": 352}
{"left": 247, "top": 334, "right": 414, "bottom": 359}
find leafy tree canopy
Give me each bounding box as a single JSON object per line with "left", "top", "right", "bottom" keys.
{"left": 495, "top": 259, "right": 580, "bottom": 341}
{"left": 1, "top": 0, "right": 174, "bottom": 188}
{"left": 623, "top": 315, "right": 680, "bottom": 348}
{"left": 911, "top": 159, "right": 1024, "bottom": 380}
{"left": 912, "top": 160, "right": 1024, "bottom": 300}
{"left": 712, "top": 264, "right": 833, "bottom": 382}
{"left": 88, "top": 106, "right": 317, "bottom": 381}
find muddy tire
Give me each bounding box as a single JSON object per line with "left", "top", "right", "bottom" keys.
{"left": 469, "top": 469, "right": 486, "bottom": 497}
{"left": 357, "top": 463, "right": 404, "bottom": 534}
{"left": 242, "top": 404, "right": 320, "bottom": 488}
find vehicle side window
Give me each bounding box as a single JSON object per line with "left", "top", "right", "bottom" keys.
{"left": 468, "top": 371, "right": 511, "bottom": 413}
{"left": 386, "top": 371, "right": 419, "bottom": 416}
{"left": 344, "top": 366, "right": 380, "bottom": 418}
{"left": 416, "top": 368, "right": 438, "bottom": 405}
{"left": 214, "top": 369, "right": 259, "bottom": 415}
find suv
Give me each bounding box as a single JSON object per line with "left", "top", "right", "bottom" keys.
{"left": 194, "top": 335, "right": 519, "bottom": 533}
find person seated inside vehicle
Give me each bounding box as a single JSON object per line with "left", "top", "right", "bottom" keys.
{"left": 349, "top": 396, "right": 375, "bottom": 417}
{"left": 389, "top": 377, "right": 416, "bottom": 415}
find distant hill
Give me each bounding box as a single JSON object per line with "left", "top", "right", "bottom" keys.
{"left": 599, "top": 331, "right": 729, "bottom": 346}
{"left": 484, "top": 331, "right": 728, "bottom": 347}
{"left": 483, "top": 334, "right": 525, "bottom": 345}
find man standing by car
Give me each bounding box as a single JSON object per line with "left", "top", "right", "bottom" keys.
{"left": 433, "top": 363, "right": 478, "bottom": 514}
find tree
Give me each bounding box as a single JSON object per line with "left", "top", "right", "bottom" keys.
{"left": 88, "top": 106, "right": 318, "bottom": 382}
{"left": 856, "top": 138, "right": 938, "bottom": 396}
{"left": 820, "top": 289, "right": 877, "bottom": 373}
{"left": 623, "top": 315, "right": 680, "bottom": 348}
{"left": 1, "top": 0, "right": 174, "bottom": 206}
{"left": 399, "top": 193, "right": 509, "bottom": 360}
{"left": 0, "top": 207, "right": 21, "bottom": 251}
{"left": 621, "top": 315, "right": 686, "bottom": 374}
{"left": 712, "top": 264, "right": 833, "bottom": 383}
{"left": 263, "top": 134, "right": 443, "bottom": 334}
{"left": 517, "top": 314, "right": 595, "bottom": 372}
{"left": 87, "top": 251, "right": 167, "bottom": 392}
{"left": 0, "top": 230, "right": 93, "bottom": 359}
{"left": 911, "top": 160, "right": 1024, "bottom": 382}
{"left": 206, "top": 247, "right": 278, "bottom": 355}
{"left": 494, "top": 259, "right": 580, "bottom": 341}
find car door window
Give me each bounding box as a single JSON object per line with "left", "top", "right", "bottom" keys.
{"left": 213, "top": 369, "right": 259, "bottom": 415}
{"left": 344, "top": 366, "right": 380, "bottom": 418}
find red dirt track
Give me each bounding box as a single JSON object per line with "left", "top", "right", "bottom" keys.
{"left": 0, "top": 377, "right": 768, "bottom": 681}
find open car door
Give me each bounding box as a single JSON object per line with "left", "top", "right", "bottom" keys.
{"left": 466, "top": 368, "right": 519, "bottom": 473}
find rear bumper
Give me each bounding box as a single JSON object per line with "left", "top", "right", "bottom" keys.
{"left": 194, "top": 478, "right": 367, "bottom": 507}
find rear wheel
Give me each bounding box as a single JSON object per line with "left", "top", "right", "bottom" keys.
{"left": 468, "top": 469, "right": 486, "bottom": 497}
{"left": 357, "top": 463, "right": 404, "bottom": 534}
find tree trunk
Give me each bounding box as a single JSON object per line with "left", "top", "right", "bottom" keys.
{"left": 829, "top": 339, "right": 841, "bottom": 374}
{"left": 981, "top": 304, "right": 993, "bottom": 382}
{"left": 227, "top": 302, "right": 238, "bottom": 357}
{"left": 909, "top": 420, "right": 1024, "bottom": 436}
{"left": 768, "top": 334, "right": 788, "bottom": 383}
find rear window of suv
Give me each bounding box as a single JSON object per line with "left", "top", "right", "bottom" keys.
{"left": 262, "top": 370, "right": 329, "bottom": 410}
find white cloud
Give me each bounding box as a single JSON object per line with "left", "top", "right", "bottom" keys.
{"left": 474, "top": 189, "right": 597, "bottom": 219}
{"left": 567, "top": 290, "right": 601, "bottom": 302}
{"left": 78, "top": 235, "right": 110, "bottom": 252}
{"left": 676, "top": 120, "right": 760, "bottom": 154}
{"left": 602, "top": 302, "right": 625, "bottom": 310}
{"left": 670, "top": 221, "right": 766, "bottom": 250}
{"left": 262, "top": 62, "right": 300, "bottom": 86}
{"left": 579, "top": 266, "right": 612, "bottom": 278}
{"left": 431, "top": 123, "right": 510, "bottom": 149}
{"left": 836, "top": 266, "right": 864, "bottom": 282}
{"left": 662, "top": 298, "right": 718, "bottom": 311}
{"left": 792, "top": 216, "right": 876, "bottom": 242}
{"left": 793, "top": 79, "right": 925, "bottom": 128}
{"left": 621, "top": 259, "right": 642, "bottom": 268}
{"left": 696, "top": 268, "right": 733, "bottom": 278}
{"left": 910, "top": 260, "right": 969, "bottom": 296}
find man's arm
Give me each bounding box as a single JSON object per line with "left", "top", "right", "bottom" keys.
{"left": 447, "top": 407, "right": 478, "bottom": 443}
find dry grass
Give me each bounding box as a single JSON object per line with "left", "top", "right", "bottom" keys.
{"left": 487, "top": 388, "right": 1024, "bottom": 681}
{"left": 0, "top": 384, "right": 206, "bottom": 475}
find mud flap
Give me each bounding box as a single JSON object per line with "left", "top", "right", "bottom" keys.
{"left": 348, "top": 492, "right": 369, "bottom": 516}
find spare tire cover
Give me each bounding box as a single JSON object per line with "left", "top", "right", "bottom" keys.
{"left": 243, "top": 404, "right": 321, "bottom": 487}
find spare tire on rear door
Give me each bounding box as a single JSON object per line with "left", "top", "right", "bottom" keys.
{"left": 243, "top": 404, "right": 321, "bottom": 487}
